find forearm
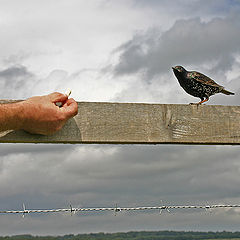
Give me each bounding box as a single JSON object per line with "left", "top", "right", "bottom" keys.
{"left": 0, "top": 102, "right": 24, "bottom": 132}
{"left": 0, "top": 93, "right": 78, "bottom": 135}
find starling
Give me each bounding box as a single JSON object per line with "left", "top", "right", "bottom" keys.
{"left": 172, "top": 66, "right": 234, "bottom": 105}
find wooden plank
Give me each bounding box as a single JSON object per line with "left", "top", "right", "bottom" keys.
{"left": 0, "top": 101, "right": 240, "bottom": 144}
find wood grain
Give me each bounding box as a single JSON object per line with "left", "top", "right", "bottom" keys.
{"left": 1, "top": 101, "right": 240, "bottom": 144}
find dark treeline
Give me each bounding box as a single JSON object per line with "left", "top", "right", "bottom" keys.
{"left": 1, "top": 231, "right": 240, "bottom": 240}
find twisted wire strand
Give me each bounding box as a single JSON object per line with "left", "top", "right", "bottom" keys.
{"left": 0, "top": 204, "right": 239, "bottom": 215}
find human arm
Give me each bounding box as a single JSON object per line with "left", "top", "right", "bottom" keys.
{"left": 0, "top": 92, "right": 78, "bottom": 135}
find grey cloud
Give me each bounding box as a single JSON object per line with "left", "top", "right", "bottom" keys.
{"left": 64, "top": 145, "right": 240, "bottom": 205}
{"left": 0, "top": 144, "right": 76, "bottom": 158}
{"left": 2, "top": 144, "right": 240, "bottom": 202}
{"left": 134, "top": 0, "right": 240, "bottom": 16}
{"left": 0, "top": 65, "right": 33, "bottom": 86}
{"left": 1, "top": 144, "right": 240, "bottom": 235}
{"left": 0, "top": 65, "right": 71, "bottom": 99}
{"left": 0, "top": 65, "right": 36, "bottom": 99}
{"left": 0, "top": 65, "right": 31, "bottom": 79}
{"left": 108, "top": 14, "right": 240, "bottom": 105}
{"left": 112, "top": 15, "right": 240, "bottom": 79}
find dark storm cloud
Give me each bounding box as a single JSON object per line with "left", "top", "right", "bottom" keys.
{"left": 112, "top": 14, "right": 240, "bottom": 79}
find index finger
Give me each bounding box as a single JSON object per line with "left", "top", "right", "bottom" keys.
{"left": 61, "top": 98, "right": 78, "bottom": 118}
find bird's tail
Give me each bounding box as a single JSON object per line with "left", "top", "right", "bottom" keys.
{"left": 221, "top": 89, "right": 235, "bottom": 95}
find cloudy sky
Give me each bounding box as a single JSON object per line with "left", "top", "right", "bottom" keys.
{"left": 0, "top": 0, "right": 240, "bottom": 236}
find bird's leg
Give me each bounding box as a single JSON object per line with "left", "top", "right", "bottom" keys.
{"left": 197, "top": 97, "right": 209, "bottom": 105}
{"left": 190, "top": 97, "right": 209, "bottom": 105}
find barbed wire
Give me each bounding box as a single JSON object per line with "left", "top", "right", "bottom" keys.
{"left": 0, "top": 203, "right": 239, "bottom": 217}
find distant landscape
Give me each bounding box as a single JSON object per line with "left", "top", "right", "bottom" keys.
{"left": 1, "top": 231, "right": 240, "bottom": 240}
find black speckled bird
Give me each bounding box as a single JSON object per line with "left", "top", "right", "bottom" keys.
{"left": 172, "top": 66, "right": 234, "bottom": 105}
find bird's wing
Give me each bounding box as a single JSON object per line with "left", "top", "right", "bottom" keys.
{"left": 188, "top": 71, "right": 222, "bottom": 88}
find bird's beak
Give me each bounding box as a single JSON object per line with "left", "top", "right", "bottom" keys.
{"left": 172, "top": 66, "right": 176, "bottom": 70}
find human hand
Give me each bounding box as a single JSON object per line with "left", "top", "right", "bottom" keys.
{"left": 19, "top": 92, "right": 78, "bottom": 135}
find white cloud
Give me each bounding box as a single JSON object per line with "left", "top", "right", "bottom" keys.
{"left": 0, "top": 0, "right": 169, "bottom": 77}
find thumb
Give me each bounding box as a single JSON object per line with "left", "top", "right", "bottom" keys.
{"left": 48, "top": 92, "right": 68, "bottom": 103}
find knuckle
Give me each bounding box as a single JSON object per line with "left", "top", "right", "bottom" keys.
{"left": 50, "top": 92, "right": 62, "bottom": 99}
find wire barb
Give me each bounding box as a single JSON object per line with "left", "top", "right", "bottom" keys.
{"left": 22, "top": 203, "right": 29, "bottom": 218}
{"left": 114, "top": 204, "right": 121, "bottom": 216}
{"left": 70, "top": 204, "right": 77, "bottom": 216}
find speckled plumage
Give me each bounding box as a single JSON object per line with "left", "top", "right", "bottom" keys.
{"left": 172, "top": 66, "right": 234, "bottom": 105}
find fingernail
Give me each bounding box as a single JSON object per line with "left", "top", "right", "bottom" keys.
{"left": 56, "top": 102, "right": 63, "bottom": 107}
